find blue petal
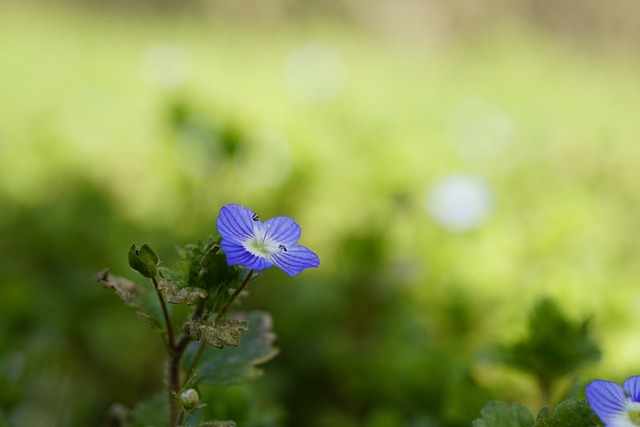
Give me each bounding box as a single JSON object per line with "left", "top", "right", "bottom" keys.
{"left": 586, "top": 380, "right": 627, "bottom": 424}
{"left": 272, "top": 244, "right": 320, "bottom": 276}
{"left": 264, "top": 216, "right": 301, "bottom": 246}
{"left": 216, "top": 204, "right": 258, "bottom": 244}
{"left": 221, "top": 240, "right": 273, "bottom": 271}
{"left": 624, "top": 376, "right": 640, "bottom": 403}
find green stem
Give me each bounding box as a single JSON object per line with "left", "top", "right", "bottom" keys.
{"left": 215, "top": 270, "right": 254, "bottom": 323}
{"left": 184, "top": 340, "right": 207, "bottom": 387}
{"left": 183, "top": 270, "right": 255, "bottom": 388}
{"left": 151, "top": 276, "right": 180, "bottom": 426}
{"left": 152, "top": 276, "right": 176, "bottom": 350}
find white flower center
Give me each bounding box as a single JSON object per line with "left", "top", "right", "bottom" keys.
{"left": 243, "top": 228, "right": 280, "bottom": 259}
{"left": 628, "top": 401, "right": 640, "bottom": 426}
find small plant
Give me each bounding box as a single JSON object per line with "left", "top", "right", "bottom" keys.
{"left": 473, "top": 399, "right": 600, "bottom": 427}
{"left": 98, "top": 203, "right": 319, "bottom": 426}
{"left": 474, "top": 298, "right": 603, "bottom": 427}
{"left": 495, "top": 298, "right": 601, "bottom": 404}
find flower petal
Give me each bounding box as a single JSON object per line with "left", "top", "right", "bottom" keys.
{"left": 624, "top": 376, "right": 640, "bottom": 403}
{"left": 264, "top": 216, "right": 301, "bottom": 246}
{"left": 216, "top": 204, "right": 258, "bottom": 244}
{"left": 586, "top": 380, "right": 627, "bottom": 425}
{"left": 221, "top": 240, "right": 273, "bottom": 271}
{"left": 272, "top": 244, "right": 319, "bottom": 277}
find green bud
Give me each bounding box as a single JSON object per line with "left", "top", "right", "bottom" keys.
{"left": 180, "top": 388, "right": 200, "bottom": 410}
{"left": 128, "top": 244, "right": 159, "bottom": 278}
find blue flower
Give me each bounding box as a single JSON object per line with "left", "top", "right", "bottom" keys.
{"left": 586, "top": 376, "right": 640, "bottom": 426}
{"left": 216, "top": 203, "right": 320, "bottom": 276}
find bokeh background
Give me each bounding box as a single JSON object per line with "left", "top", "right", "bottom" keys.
{"left": 2, "top": 0, "right": 640, "bottom": 426}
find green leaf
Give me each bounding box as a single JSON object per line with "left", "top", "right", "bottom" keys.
{"left": 473, "top": 401, "right": 535, "bottom": 427}
{"left": 129, "top": 244, "right": 159, "bottom": 278}
{"left": 184, "top": 318, "right": 248, "bottom": 349}
{"left": 496, "top": 298, "right": 601, "bottom": 386}
{"left": 160, "top": 238, "right": 239, "bottom": 297}
{"left": 184, "top": 311, "right": 278, "bottom": 386}
{"left": 158, "top": 280, "right": 207, "bottom": 305}
{"left": 130, "top": 393, "right": 169, "bottom": 427}
{"left": 534, "top": 399, "right": 600, "bottom": 427}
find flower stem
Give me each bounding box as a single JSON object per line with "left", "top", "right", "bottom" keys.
{"left": 184, "top": 340, "right": 207, "bottom": 387}
{"left": 152, "top": 277, "right": 176, "bottom": 350}
{"left": 152, "top": 276, "right": 180, "bottom": 426}
{"left": 183, "top": 270, "right": 255, "bottom": 392}
{"left": 215, "top": 270, "right": 255, "bottom": 323}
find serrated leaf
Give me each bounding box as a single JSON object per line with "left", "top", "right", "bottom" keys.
{"left": 130, "top": 393, "right": 169, "bottom": 427}
{"left": 97, "top": 269, "right": 139, "bottom": 305}
{"left": 534, "top": 399, "right": 600, "bottom": 427}
{"left": 473, "top": 401, "right": 535, "bottom": 427}
{"left": 160, "top": 238, "right": 239, "bottom": 299}
{"left": 96, "top": 269, "right": 163, "bottom": 329}
{"left": 184, "top": 311, "right": 278, "bottom": 386}
{"left": 184, "top": 318, "right": 248, "bottom": 349}
{"left": 129, "top": 244, "right": 159, "bottom": 278}
{"left": 158, "top": 280, "right": 207, "bottom": 305}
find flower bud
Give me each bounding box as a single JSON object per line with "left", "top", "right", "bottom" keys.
{"left": 180, "top": 388, "right": 200, "bottom": 410}
{"left": 128, "top": 244, "right": 159, "bottom": 278}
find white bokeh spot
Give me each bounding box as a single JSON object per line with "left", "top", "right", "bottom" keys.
{"left": 426, "top": 175, "right": 493, "bottom": 232}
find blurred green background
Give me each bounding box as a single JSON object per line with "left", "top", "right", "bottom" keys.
{"left": 2, "top": 1, "right": 640, "bottom": 426}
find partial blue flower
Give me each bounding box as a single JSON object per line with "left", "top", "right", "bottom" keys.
{"left": 586, "top": 376, "right": 640, "bottom": 426}
{"left": 216, "top": 203, "right": 320, "bottom": 277}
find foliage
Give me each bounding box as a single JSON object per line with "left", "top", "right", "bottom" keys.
{"left": 184, "top": 312, "right": 278, "bottom": 386}
{"left": 534, "top": 399, "right": 600, "bottom": 427}
{"left": 473, "top": 402, "right": 534, "bottom": 427}
{"left": 474, "top": 399, "right": 600, "bottom": 427}
{"left": 495, "top": 298, "right": 601, "bottom": 400}
{"left": 102, "top": 238, "right": 281, "bottom": 426}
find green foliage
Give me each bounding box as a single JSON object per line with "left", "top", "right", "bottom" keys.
{"left": 474, "top": 399, "right": 600, "bottom": 427}
{"left": 185, "top": 312, "right": 278, "bottom": 386}
{"left": 496, "top": 298, "right": 600, "bottom": 392}
{"left": 3, "top": 8, "right": 639, "bottom": 426}
{"left": 534, "top": 399, "right": 600, "bottom": 427}
{"left": 168, "top": 99, "right": 245, "bottom": 161}
{"left": 130, "top": 394, "right": 169, "bottom": 427}
{"left": 472, "top": 402, "right": 534, "bottom": 427}
{"left": 160, "top": 238, "right": 239, "bottom": 296}
{"left": 129, "top": 244, "right": 160, "bottom": 279}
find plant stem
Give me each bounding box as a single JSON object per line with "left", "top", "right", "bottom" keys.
{"left": 215, "top": 270, "right": 254, "bottom": 323}
{"left": 152, "top": 277, "right": 176, "bottom": 350}
{"left": 183, "top": 270, "right": 255, "bottom": 391}
{"left": 152, "top": 276, "right": 180, "bottom": 426}
{"left": 154, "top": 244, "right": 221, "bottom": 426}
{"left": 184, "top": 340, "right": 207, "bottom": 387}
{"left": 538, "top": 376, "right": 552, "bottom": 408}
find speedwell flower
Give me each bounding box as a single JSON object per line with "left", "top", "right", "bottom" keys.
{"left": 216, "top": 203, "right": 320, "bottom": 276}
{"left": 586, "top": 376, "right": 640, "bottom": 426}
